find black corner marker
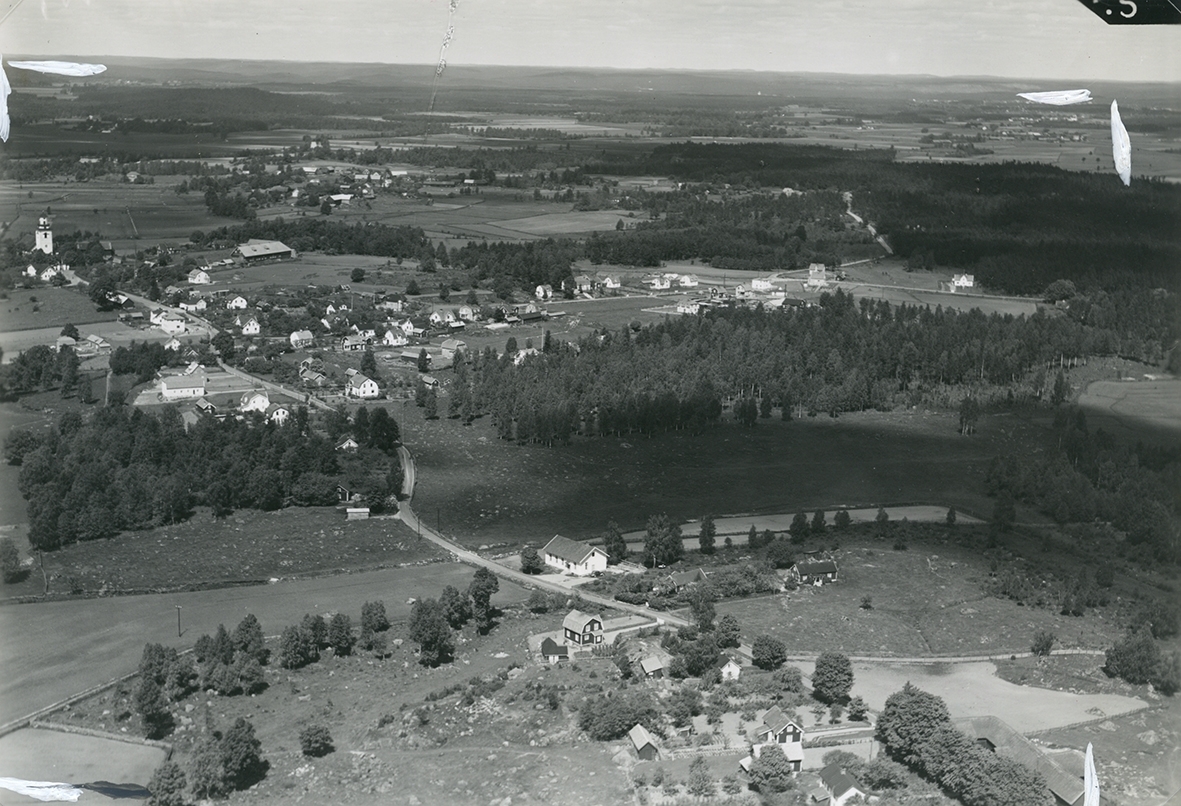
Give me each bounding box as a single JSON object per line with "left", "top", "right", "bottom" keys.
{"left": 1075, "top": 0, "right": 1181, "bottom": 24}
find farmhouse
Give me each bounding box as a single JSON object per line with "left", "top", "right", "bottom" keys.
{"left": 160, "top": 372, "right": 206, "bottom": 401}
{"left": 573, "top": 274, "right": 594, "bottom": 293}
{"left": 819, "top": 764, "right": 867, "bottom": 806}
{"left": 234, "top": 239, "right": 294, "bottom": 263}
{"left": 241, "top": 317, "right": 261, "bottom": 336}
{"left": 955, "top": 716, "right": 1084, "bottom": 806}
{"left": 290, "top": 330, "right": 315, "bottom": 349}
{"left": 678, "top": 274, "right": 700, "bottom": 288}
{"left": 647, "top": 276, "right": 671, "bottom": 290}
{"left": 226, "top": 295, "right": 248, "bottom": 310}
{"left": 240, "top": 391, "right": 270, "bottom": 413}
{"left": 542, "top": 535, "right": 608, "bottom": 576}
{"left": 561, "top": 610, "right": 604, "bottom": 647}
{"left": 346, "top": 373, "right": 380, "bottom": 399}
{"left": 341, "top": 335, "right": 368, "bottom": 351}
{"left": 539, "top": 637, "right": 569, "bottom": 664}
{"left": 757, "top": 706, "right": 805, "bottom": 757}
{"left": 381, "top": 329, "right": 408, "bottom": 347}
{"left": 792, "top": 558, "right": 839, "bottom": 585}
{"left": 628, "top": 724, "right": 660, "bottom": 761}
{"left": 952, "top": 273, "right": 975, "bottom": 291}
{"left": 805, "top": 263, "right": 828, "bottom": 289}
{"left": 187, "top": 268, "right": 211, "bottom": 285}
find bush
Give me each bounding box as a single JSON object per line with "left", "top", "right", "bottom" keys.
{"left": 360, "top": 601, "right": 390, "bottom": 633}
{"left": 834, "top": 509, "right": 851, "bottom": 529}
{"left": 751, "top": 635, "right": 787, "bottom": 670}
{"left": 0, "top": 537, "right": 24, "bottom": 583}
{"left": 1105, "top": 627, "right": 1161, "bottom": 685}
{"left": 299, "top": 724, "right": 335, "bottom": 757}
{"left": 146, "top": 759, "right": 187, "bottom": 806}
{"left": 1031, "top": 630, "right": 1055, "bottom": 656}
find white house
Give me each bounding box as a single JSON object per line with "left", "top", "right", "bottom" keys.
{"left": 240, "top": 391, "right": 270, "bottom": 413}
{"left": 952, "top": 273, "right": 975, "bottom": 291}
{"left": 805, "top": 264, "right": 828, "bottom": 289}
{"left": 752, "top": 277, "right": 775, "bottom": 292}
{"left": 397, "top": 319, "right": 416, "bottom": 336}
{"left": 647, "top": 276, "right": 671, "bottom": 290}
{"left": 678, "top": 274, "right": 700, "bottom": 288}
{"left": 241, "top": 317, "right": 261, "bottom": 336}
{"left": 381, "top": 329, "right": 408, "bottom": 347}
{"left": 721, "top": 659, "right": 742, "bottom": 681}
{"left": 573, "top": 274, "right": 594, "bottom": 294}
{"left": 676, "top": 301, "right": 701, "bottom": 315}
{"left": 599, "top": 274, "right": 621, "bottom": 290}
{"left": 429, "top": 310, "right": 455, "bottom": 327}
{"left": 226, "top": 295, "right": 248, "bottom": 310}
{"left": 179, "top": 299, "right": 207, "bottom": 312}
{"left": 457, "top": 305, "right": 476, "bottom": 321}
{"left": 164, "top": 337, "right": 183, "bottom": 352}
{"left": 346, "top": 373, "right": 380, "bottom": 399}
{"left": 160, "top": 372, "right": 206, "bottom": 401}
{"left": 541, "top": 535, "right": 609, "bottom": 576}
{"left": 158, "top": 315, "right": 187, "bottom": 335}
{"left": 534, "top": 284, "right": 554, "bottom": 300}
{"left": 267, "top": 405, "right": 291, "bottom": 426}
{"left": 187, "top": 268, "right": 212, "bottom": 285}
{"left": 290, "top": 329, "right": 315, "bottom": 349}
{"left": 39, "top": 264, "right": 64, "bottom": 283}
{"left": 819, "top": 764, "right": 867, "bottom": 806}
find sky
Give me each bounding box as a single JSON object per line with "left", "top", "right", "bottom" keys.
{"left": 0, "top": 0, "right": 1178, "bottom": 82}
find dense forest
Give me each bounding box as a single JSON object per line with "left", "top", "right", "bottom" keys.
{"left": 590, "top": 142, "right": 1181, "bottom": 295}
{"left": 461, "top": 291, "right": 1169, "bottom": 443}
{"left": 7, "top": 405, "right": 402, "bottom": 550}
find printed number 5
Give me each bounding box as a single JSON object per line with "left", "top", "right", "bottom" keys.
{"left": 1119, "top": 0, "right": 1137, "bottom": 17}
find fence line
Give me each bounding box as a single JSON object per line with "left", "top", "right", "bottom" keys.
{"left": 1024, "top": 704, "right": 1150, "bottom": 737}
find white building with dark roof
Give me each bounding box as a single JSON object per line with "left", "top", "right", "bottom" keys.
{"left": 234, "top": 239, "right": 294, "bottom": 262}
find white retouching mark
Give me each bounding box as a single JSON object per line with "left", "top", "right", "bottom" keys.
{"left": 428, "top": 0, "right": 460, "bottom": 113}
{"left": 1111, "top": 99, "right": 1132, "bottom": 187}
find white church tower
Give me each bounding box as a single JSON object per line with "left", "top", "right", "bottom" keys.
{"left": 35, "top": 216, "right": 53, "bottom": 255}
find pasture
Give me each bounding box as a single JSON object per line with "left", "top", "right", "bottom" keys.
{"left": 1077, "top": 378, "right": 1181, "bottom": 444}
{"left": 0, "top": 180, "right": 227, "bottom": 244}
{"left": 715, "top": 530, "right": 1128, "bottom": 658}
{"left": 407, "top": 401, "right": 1047, "bottom": 548}
{"left": 0, "top": 727, "right": 167, "bottom": 801}
{"left": 0, "top": 286, "right": 119, "bottom": 332}
{"left": 492, "top": 209, "right": 631, "bottom": 235}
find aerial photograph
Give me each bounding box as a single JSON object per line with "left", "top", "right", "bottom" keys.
{"left": 0, "top": 0, "right": 1177, "bottom": 804}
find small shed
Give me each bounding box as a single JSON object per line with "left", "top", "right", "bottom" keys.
{"left": 628, "top": 724, "right": 660, "bottom": 761}
{"left": 640, "top": 656, "right": 664, "bottom": 679}
{"left": 540, "top": 637, "right": 568, "bottom": 664}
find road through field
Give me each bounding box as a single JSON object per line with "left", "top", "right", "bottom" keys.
{"left": 0, "top": 561, "right": 527, "bottom": 730}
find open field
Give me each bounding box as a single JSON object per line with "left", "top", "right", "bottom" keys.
{"left": 0, "top": 320, "right": 207, "bottom": 365}
{"left": 0, "top": 287, "right": 120, "bottom": 332}
{"left": 493, "top": 209, "right": 631, "bottom": 235}
{"left": 0, "top": 727, "right": 167, "bottom": 804}
{"left": 715, "top": 530, "right": 1130, "bottom": 658}
{"left": 0, "top": 180, "right": 230, "bottom": 243}
{"left": 1078, "top": 378, "right": 1181, "bottom": 444}
{"left": 0, "top": 507, "right": 444, "bottom": 598}
{"left": 407, "top": 402, "right": 1051, "bottom": 547}
{"left": 0, "top": 561, "right": 529, "bottom": 726}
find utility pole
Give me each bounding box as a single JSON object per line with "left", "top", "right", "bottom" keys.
{"left": 175, "top": 605, "right": 182, "bottom": 638}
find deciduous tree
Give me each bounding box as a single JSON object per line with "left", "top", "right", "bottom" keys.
{"left": 409, "top": 598, "right": 454, "bottom": 667}
{"left": 751, "top": 635, "right": 786, "bottom": 670}
{"left": 812, "top": 651, "right": 854, "bottom": 703}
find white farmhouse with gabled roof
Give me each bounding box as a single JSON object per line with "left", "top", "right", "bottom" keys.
{"left": 542, "top": 535, "right": 608, "bottom": 576}
{"left": 346, "top": 373, "right": 380, "bottom": 399}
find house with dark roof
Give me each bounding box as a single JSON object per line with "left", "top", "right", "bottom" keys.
{"left": 561, "top": 610, "right": 604, "bottom": 647}
{"left": 659, "top": 568, "right": 709, "bottom": 593}
{"left": 791, "top": 558, "right": 839, "bottom": 585}
{"left": 819, "top": 764, "right": 866, "bottom": 806}
{"left": 955, "top": 716, "right": 1086, "bottom": 806}
{"left": 628, "top": 724, "right": 660, "bottom": 761}
{"left": 539, "top": 637, "right": 568, "bottom": 664}
{"left": 755, "top": 706, "right": 805, "bottom": 769}
{"left": 542, "top": 535, "right": 608, "bottom": 576}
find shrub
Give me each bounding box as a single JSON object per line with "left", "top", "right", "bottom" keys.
{"left": 299, "top": 724, "right": 335, "bottom": 757}
{"left": 0, "top": 537, "right": 23, "bottom": 583}
{"left": 145, "top": 759, "right": 186, "bottom": 806}
{"left": 1031, "top": 630, "right": 1055, "bottom": 656}
{"left": 751, "top": 635, "right": 787, "bottom": 670}
{"left": 1105, "top": 627, "right": 1161, "bottom": 685}
{"left": 360, "top": 601, "right": 390, "bottom": 633}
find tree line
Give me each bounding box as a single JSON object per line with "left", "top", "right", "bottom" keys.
{"left": 9, "top": 404, "right": 402, "bottom": 550}
{"left": 449, "top": 291, "right": 1171, "bottom": 447}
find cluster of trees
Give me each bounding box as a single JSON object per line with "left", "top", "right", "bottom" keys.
{"left": 876, "top": 683, "right": 1052, "bottom": 806}
{"left": 0, "top": 343, "right": 84, "bottom": 400}
{"left": 579, "top": 689, "right": 661, "bottom": 741}
{"left": 198, "top": 217, "right": 431, "bottom": 263}
{"left": 11, "top": 404, "right": 402, "bottom": 549}
{"left": 454, "top": 293, "right": 1172, "bottom": 448}
{"left": 593, "top": 142, "right": 1181, "bottom": 297}
{"left": 407, "top": 568, "right": 501, "bottom": 667}
{"left": 1104, "top": 608, "right": 1180, "bottom": 695}
{"left": 278, "top": 601, "right": 390, "bottom": 669}
{"left": 986, "top": 408, "right": 1179, "bottom": 563}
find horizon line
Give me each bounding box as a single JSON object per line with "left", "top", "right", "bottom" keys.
{"left": 4, "top": 55, "right": 1180, "bottom": 86}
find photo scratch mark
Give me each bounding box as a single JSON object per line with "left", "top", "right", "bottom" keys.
{"left": 428, "top": 0, "right": 460, "bottom": 113}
